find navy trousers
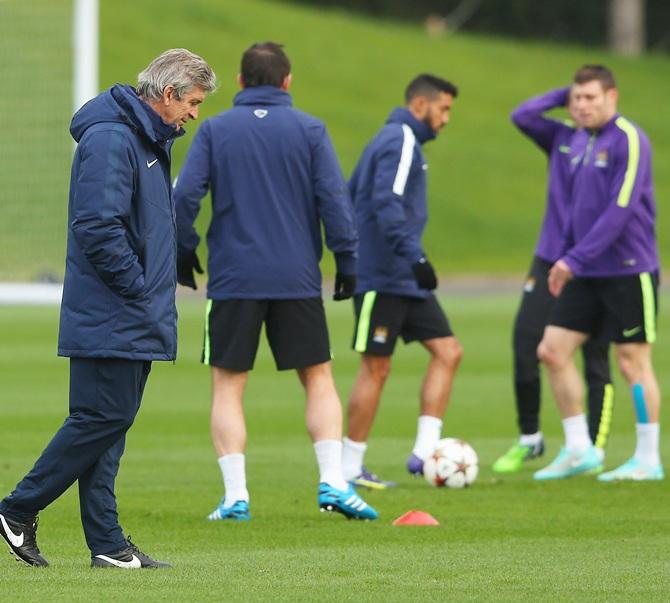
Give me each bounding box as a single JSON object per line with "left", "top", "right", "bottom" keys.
{"left": 0, "top": 358, "right": 151, "bottom": 555}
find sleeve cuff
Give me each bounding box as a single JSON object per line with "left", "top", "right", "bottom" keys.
{"left": 334, "top": 252, "right": 356, "bottom": 275}
{"left": 409, "top": 248, "right": 426, "bottom": 265}
{"left": 562, "top": 255, "right": 581, "bottom": 275}
{"left": 119, "top": 268, "right": 146, "bottom": 299}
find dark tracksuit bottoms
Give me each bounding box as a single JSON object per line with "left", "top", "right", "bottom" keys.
{"left": 0, "top": 358, "right": 151, "bottom": 555}
{"left": 513, "top": 256, "right": 614, "bottom": 446}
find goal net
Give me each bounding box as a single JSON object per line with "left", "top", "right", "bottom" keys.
{"left": 0, "top": 0, "right": 73, "bottom": 284}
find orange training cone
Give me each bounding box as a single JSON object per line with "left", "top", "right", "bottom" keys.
{"left": 392, "top": 510, "right": 440, "bottom": 526}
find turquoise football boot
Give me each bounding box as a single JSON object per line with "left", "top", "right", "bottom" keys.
{"left": 533, "top": 445, "right": 602, "bottom": 481}
{"left": 598, "top": 457, "right": 665, "bottom": 482}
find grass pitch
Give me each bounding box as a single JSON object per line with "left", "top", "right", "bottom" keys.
{"left": 0, "top": 294, "right": 668, "bottom": 601}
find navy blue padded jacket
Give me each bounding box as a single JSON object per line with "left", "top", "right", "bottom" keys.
{"left": 174, "top": 86, "right": 357, "bottom": 300}
{"left": 350, "top": 108, "right": 436, "bottom": 298}
{"left": 58, "top": 84, "right": 182, "bottom": 360}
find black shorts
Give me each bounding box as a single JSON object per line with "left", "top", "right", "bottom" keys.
{"left": 352, "top": 292, "right": 453, "bottom": 356}
{"left": 548, "top": 272, "right": 658, "bottom": 344}
{"left": 202, "top": 298, "right": 331, "bottom": 371}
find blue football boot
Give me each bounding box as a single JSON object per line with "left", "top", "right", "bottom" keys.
{"left": 318, "top": 483, "right": 378, "bottom": 520}
{"left": 207, "top": 499, "right": 250, "bottom": 521}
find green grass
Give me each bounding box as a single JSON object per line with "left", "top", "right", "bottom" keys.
{"left": 100, "top": 0, "right": 670, "bottom": 276}
{"left": 0, "top": 0, "right": 71, "bottom": 281}
{"left": 3, "top": 0, "right": 670, "bottom": 279}
{"left": 0, "top": 295, "right": 668, "bottom": 601}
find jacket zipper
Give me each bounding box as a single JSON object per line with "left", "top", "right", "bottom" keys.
{"left": 583, "top": 133, "right": 596, "bottom": 166}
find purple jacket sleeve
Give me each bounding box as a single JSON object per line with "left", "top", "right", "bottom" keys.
{"left": 370, "top": 129, "right": 424, "bottom": 264}
{"left": 309, "top": 122, "right": 358, "bottom": 274}
{"left": 71, "top": 130, "right": 145, "bottom": 299}
{"left": 563, "top": 127, "right": 648, "bottom": 273}
{"left": 511, "top": 88, "right": 572, "bottom": 154}
{"left": 174, "top": 122, "right": 212, "bottom": 252}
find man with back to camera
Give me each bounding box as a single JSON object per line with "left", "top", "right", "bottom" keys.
{"left": 174, "top": 42, "right": 377, "bottom": 521}
{"left": 0, "top": 49, "right": 216, "bottom": 568}
{"left": 535, "top": 65, "right": 663, "bottom": 482}
{"left": 492, "top": 86, "right": 614, "bottom": 474}
{"left": 341, "top": 74, "right": 464, "bottom": 489}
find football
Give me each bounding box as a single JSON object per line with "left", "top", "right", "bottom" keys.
{"left": 423, "top": 438, "right": 479, "bottom": 488}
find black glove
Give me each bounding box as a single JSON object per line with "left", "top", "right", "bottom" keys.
{"left": 411, "top": 256, "right": 437, "bottom": 290}
{"left": 333, "top": 273, "right": 356, "bottom": 301}
{"left": 177, "top": 248, "right": 203, "bottom": 290}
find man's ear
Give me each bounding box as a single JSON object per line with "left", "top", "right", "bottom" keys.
{"left": 281, "top": 74, "right": 292, "bottom": 91}
{"left": 408, "top": 95, "right": 428, "bottom": 119}
{"left": 607, "top": 87, "right": 619, "bottom": 106}
{"left": 163, "top": 85, "right": 176, "bottom": 105}
{"left": 237, "top": 73, "right": 245, "bottom": 89}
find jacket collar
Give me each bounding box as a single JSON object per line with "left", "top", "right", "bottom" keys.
{"left": 589, "top": 112, "right": 620, "bottom": 137}
{"left": 386, "top": 107, "right": 436, "bottom": 144}
{"left": 233, "top": 85, "right": 293, "bottom": 107}
{"left": 111, "top": 85, "right": 184, "bottom": 146}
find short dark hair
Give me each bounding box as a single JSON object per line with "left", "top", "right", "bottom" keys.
{"left": 573, "top": 64, "right": 616, "bottom": 90}
{"left": 405, "top": 74, "right": 458, "bottom": 103}
{"left": 240, "top": 42, "right": 291, "bottom": 88}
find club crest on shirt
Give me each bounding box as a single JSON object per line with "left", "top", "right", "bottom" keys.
{"left": 372, "top": 326, "right": 389, "bottom": 344}
{"left": 594, "top": 150, "right": 608, "bottom": 168}
{"left": 254, "top": 109, "right": 268, "bottom": 119}
{"left": 523, "top": 277, "right": 536, "bottom": 293}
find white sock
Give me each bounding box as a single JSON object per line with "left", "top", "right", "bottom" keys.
{"left": 412, "top": 415, "right": 443, "bottom": 460}
{"left": 342, "top": 437, "right": 367, "bottom": 481}
{"left": 519, "top": 432, "right": 542, "bottom": 447}
{"left": 562, "top": 414, "right": 591, "bottom": 453}
{"left": 314, "top": 440, "right": 348, "bottom": 490}
{"left": 634, "top": 422, "right": 660, "bottom": 467}
{"left": 218, "top": 453, "right": 249, "bottom": 507}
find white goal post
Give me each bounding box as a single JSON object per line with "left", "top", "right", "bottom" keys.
{"left": 73, "top": 0, "right": 99, "bottom": 113}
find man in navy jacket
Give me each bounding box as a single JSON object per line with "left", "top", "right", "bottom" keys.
{"left": 0, "top": 49, "right": 216, "bottom": 568}
{"left": 174, "top": 42, "right": 376, "bottom": 521}
{"left": 341, "top": 75, "right": 464, "bottom": 488}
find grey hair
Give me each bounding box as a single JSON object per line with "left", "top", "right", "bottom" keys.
{"left": 137, "top": 48, "right": 217, "bottom": 101}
